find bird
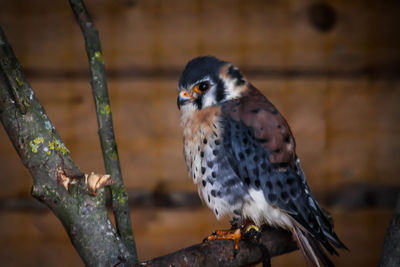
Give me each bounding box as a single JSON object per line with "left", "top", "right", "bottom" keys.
{"left": 176, "top": 56, "right": 347, "bottom": 267}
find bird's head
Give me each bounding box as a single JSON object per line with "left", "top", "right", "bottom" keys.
{"left": 177, "top": 56, "right": 248, "bottom": 111}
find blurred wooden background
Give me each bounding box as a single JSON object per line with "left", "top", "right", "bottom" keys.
{"left": 0, "top": 0, "right": 399, "bottom": 266}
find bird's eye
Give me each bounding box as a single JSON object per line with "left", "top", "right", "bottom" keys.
{"left": 193, "top": 81, "right": 210, "bottom": 94}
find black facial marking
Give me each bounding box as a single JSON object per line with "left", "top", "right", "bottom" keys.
{"left": 194, "top": 94, "right": 204, "bottom": 109}
{"left": 227, "top": 65, "right": 246, "bottom": 86}
{"left": 202, "top": 180, "right": 206, "bottom": 187}
{"left": 215, "top": 78, "right": 226, "bottom": 102}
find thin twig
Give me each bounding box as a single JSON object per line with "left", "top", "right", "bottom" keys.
{"left": 69, "top": 0, "right": 138, "bottom": 265}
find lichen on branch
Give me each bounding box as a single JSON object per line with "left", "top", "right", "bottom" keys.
{"left": 0, "top": 25, "right": 131, "bottom": 267}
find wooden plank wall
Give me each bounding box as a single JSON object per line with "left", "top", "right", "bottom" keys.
{"left": 0, "top": 0, "right": 399, "bottom": 266}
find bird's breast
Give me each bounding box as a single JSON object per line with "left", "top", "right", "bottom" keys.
{"left": 181, "top": 107, "right": 222, "bottom": 184}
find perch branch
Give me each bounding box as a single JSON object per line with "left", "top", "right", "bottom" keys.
{"left": 69, "top": 0, "right": 138, "bottom": 264}
{"left": 379, "top": 193, "right": 400, "bottom": 267}
{"left": 141, "top": 226, "right": 297, "bottom": 267}
{"left": 0, "top": 26, "right": 130, "bottom": 266}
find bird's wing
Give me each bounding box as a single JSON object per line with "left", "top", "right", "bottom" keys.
{"left": 219, "top": 85, "right": 346, "bottom": 252}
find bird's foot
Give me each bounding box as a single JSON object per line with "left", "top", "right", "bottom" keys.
{"left": 203, "top": 221, "right": 262, "bottom": 257}
{"left": 204, "top": 228, "right": 242, "bottom": 254}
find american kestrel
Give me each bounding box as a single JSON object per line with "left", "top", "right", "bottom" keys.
{"left": 177, "top": 56, "right": 347, "bottom": 267}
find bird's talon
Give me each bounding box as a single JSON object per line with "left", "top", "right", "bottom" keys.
{"left": 204, "top": 228, "right": 242, "bottom": 254}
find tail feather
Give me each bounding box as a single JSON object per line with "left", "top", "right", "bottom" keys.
{"left": 320, "top": 239, "right": 338, "bottom": 256}
{"left": 308, "top": 236, "right": 335, "bottom": 267}
{"left": 292, "top": 227, "right": 336, "bottom": 267}
{"left": 322, "top": 230, "right": 348, "bottom": 251}
{"left": 292, "top": 227, "right": 320, "bottom": 267}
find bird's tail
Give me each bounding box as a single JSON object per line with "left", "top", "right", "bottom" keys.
{"left": 292, "top": 227, "right": 336, "bottom": 267}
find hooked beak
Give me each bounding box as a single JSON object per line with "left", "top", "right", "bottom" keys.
{"left": 177, "top": 90, "right": 194, "bottom": 110}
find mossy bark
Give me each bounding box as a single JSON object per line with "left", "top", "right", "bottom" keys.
{"left": 0, "top": 26, "right": 130, "bottom": 267}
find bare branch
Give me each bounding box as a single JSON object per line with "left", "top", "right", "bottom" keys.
{"left": 69, "top": 0, "right": 138, "bottom": 264}
{"left": 141, "top": 226, "right": 297, "bottom": 267}
{"left": 0, "top": 25, "right": 129, "bottom": 267}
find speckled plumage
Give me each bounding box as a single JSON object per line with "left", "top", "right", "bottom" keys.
{"left": 177, "top": 56, "right": 347, "bottom": 267}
